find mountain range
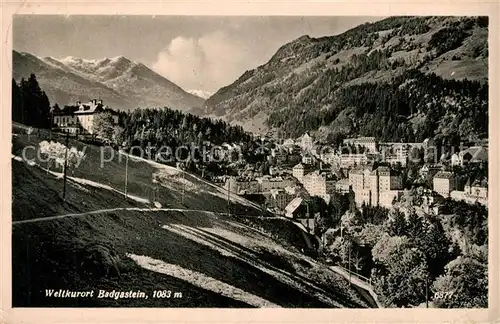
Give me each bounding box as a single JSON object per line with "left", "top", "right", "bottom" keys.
{"left": 204, "top": 16, "right": 488, "bottom": 141}
{"left": 12, "top": 51, "right": 205, "bottom": 112}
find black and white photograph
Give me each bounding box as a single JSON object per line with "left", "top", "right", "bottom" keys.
{"left": 7, "top": 11, "right": 492, "bottom": 311}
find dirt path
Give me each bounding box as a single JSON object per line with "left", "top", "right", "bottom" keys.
{"left": 12, "top": 207, "right": 218, "bottom": 225}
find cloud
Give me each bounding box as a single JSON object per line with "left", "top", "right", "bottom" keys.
{"left": 152, "top": 32, "right": 253, "bottom": 93}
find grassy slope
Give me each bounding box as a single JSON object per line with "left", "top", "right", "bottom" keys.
{"left": 12, "top": 126, "right": 372, "bottom": 308}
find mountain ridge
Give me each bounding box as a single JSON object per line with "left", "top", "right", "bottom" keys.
{"left": 12, "top": 50, "right": 205, "bottom": 112}
{"left": 204, "top": 16, "right": 488, "bottom": 142}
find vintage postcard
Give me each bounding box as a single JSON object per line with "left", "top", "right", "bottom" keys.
{"left": 1, "top": 1, "right": 498, "bottom": 323}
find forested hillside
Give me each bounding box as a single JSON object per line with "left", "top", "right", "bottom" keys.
{"left": 205, "top": 16, "right": 488, "bottom": 143}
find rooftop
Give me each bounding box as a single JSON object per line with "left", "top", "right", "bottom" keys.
{"left": 336, "top": 178, "right": 349, "bottom": 185}
{"left": 459, "top": 146, "right": 488, "bottom": 161}
{"left": 285, "top": 197, "right": 303, "bottom": 215}
{"left": 434, "top": 171, "right": 454, "bottom": 179}
{"left": 471, "top": 179, "right": 488, "bottom": 188}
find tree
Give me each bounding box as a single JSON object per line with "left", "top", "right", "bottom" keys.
{"left": 405, "top": 211, "right": 424, "bottom": 242}
{"left": 357, "top": 223, "right": 386, "bottom": 247}
{"left": 93, "top": 112, "right": 116, "bottom": 141}
{"left": 113, "top": 126, "right": 126, "bottom": 146}
{"left": 39, "top": 91, "right": 51, "bottom": 128}
{"left": 371, "top": 235, "right": 430, "bottom": 307}
{"left": 432, "top": 256, "right": 487, "bottom": 308}
{"left": 39, "top": 140, "right": 86, "bottom": 174}
{"left": 15, "top": 74, "right": 52, "bottom": 128}
{"left": 328, "top": 192, "right": 350, "bottom": 225}
{"left": 388, "top": 210, "right": 406, "bottom": 236}
{"left": 27, "top": 74, "right": 51, "bottom": 128}
{"left": 414, "top": 216, "right": 454, "bottom": 277}
{"left": 12, "top": 79, "right": 22, "bottom": 123}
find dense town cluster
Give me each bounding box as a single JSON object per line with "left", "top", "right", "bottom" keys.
{"left": 220, "top": 133, "right": 488, "bottom": 232}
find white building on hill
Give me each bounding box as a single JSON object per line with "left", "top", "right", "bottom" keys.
{"left": 52, "top": 99, "right": 118, "bottom": 135}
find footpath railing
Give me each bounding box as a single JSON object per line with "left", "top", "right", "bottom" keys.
{"left": 329, "top": 265, "right": 382, "bottom": 308}
{"left": 337, "top": 265, "right": 372, "bottom": 286}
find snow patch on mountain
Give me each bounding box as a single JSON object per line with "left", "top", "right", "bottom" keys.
{"left": 188, "top": 89, "right": 214, "bottom": 99}
{"left": 14, "top": 50, "right": 205, "bottom": 112}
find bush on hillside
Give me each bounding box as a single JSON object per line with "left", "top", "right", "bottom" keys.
{"left": 79, "top": 243, "right": 122, "bottom": 279}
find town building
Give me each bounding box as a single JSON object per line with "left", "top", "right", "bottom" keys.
{"left": 349, "top": 166, "right": 375, "bottom": 206}
{"left": 301, "top": 152, "right": 315, "bottom": 165}
{"left": 371, "top": 166, "right": 404, "bottom": 208}
{"left": 320, "top": 151, "right": 339, "bottom": 166}
{"left": 271, "top": 147, "right": 288, "bottom": 164}
{"left": 348, "top": 165, "right": 403, "bottom": 208}
{"left": 343, "top": 137, "right": 377, "bottom": 152}
{"left": 383, "top": 151, "right": 407, "bottom": 167}
{"left": 453, "top": 146, "right": 488, "bottom": 166}
{"left": 433, "top": 171, "right": 456, "bottom": 198}
{"left": 284, "top": 197, "right": 310, "bottom": 219}
{"left": 52, "top": 99, "right": 118, "bottom": 135}
{"left": 419, "top": 164, "right": 444, "bottom": 182}
{"left": 301, "top": 171, "right": 335, "bottom": 201}
{"left": 292, "top": 163, "right": 307, "bottom": 182}
{"left": 299, "top": 133, "right": 314, "bottom": 152}
{"left": 257, "top": 176, "right": 296, "bottom": 192}
{"left": 335, "top": 178, "right": 350, "bottom": 194}
{"left": 224, "top": 177, "right": 260, "bottom": 195}
{"left": 379, "top": 142, "right": 425, "bottom": 162}
{"left": 377, "top": 143, "right": 410, "bottom": 166}
{"left": 450, "top": 179, "right": 488, "bottom": 206}
{"left": 265, "top": 189, "right": 295, "bottom": 214}
{"left": 340, "top": 154, "right": 368, "bottom": 168}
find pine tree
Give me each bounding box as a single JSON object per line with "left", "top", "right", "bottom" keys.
{"left": 12, "top": 79, "right": 22, "bottom": 123}
{"left": 17, "top": 74, "right": 51, "bottom": 128}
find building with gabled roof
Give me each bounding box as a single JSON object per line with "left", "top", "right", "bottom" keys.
{"left": 52, "top": 99, "right": 118, "bottom": 135}
{"left": 299, "top": 133, "right": 314, "bottom": 152}
{"left": 284, "top": 197, "right": 304, "bottom": 218}
{"left": 454, "top": 146, "right": 488, "bottom": 166}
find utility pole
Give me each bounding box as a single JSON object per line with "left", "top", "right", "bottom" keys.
{"left": 348, "top": 242, "right": 351, "bottom": 285}
{"left": 227, "top": 173, "right": 231, "bottom": 217}
{"left": 306, "top": 203, "right": 310, "bottom": 233}
{"left": 62, "top": 132, "right": 69, "bottom": 201}
{"left": 182, "top": 167, "right": 186, "bottom": 205}
{"left": 425, "top": 276, "right": 429, "bottom": 308}
{"left": 124, "top": 152, "right": 129, "bottom": 199}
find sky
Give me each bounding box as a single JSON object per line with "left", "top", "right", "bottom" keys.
{"left": 13, "top": 15, "right": 382, "bottom": 93}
